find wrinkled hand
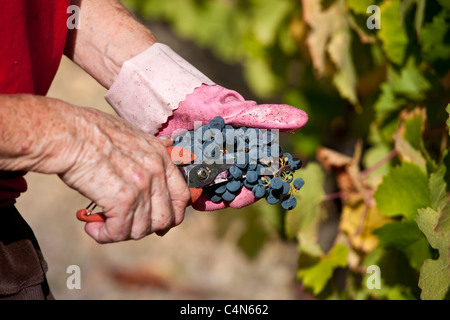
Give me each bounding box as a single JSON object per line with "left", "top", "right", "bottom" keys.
{"left": 59, "top": 107, "right": 191, "bottom": 242}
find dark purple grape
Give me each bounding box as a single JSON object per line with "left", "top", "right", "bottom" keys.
{"left": 289, "top": 158, "right": 302, "bottom": 170}
{"left": 229, "top": 166, "right": 243, "bottom": 179}
{"left": 226, "top": 180, "right": 242, "bottom": 193}
{"left": 270, "top": 177, "right": 283, "bottom": 190}
{"left": 222, "top": 190, "right": 237, "bottom": 202}
{"left": 252, "top": 184, "right": 266, "bottom": 198}
{"left": 214, "top": 184, "right": 227, "bottom": 195}
{"left": 281, "top": 195, "right": 297, "bottom": 210}
{"left": 266, "top": 189, "right": 280, "bottom": 204}
{"left": 210, "top": 194, "right": 223, "bottom": 203}
{"left": 209, "top": 116, "right": 225, "bottom": 130}
{"left": 293, "top": 178, "right": 305, "bottom": 190}
{"left": 281, "top": 181, "right": 290, "bottom": 195}
{"left": 173, "top": 116, "right": 304, "bottom": 211}
{"left": 245, "top": 171, "right": 258, "bottom": 184}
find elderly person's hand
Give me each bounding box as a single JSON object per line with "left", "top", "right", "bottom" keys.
{"left": 0, "top": 95, "right": 191, "bottom": 243}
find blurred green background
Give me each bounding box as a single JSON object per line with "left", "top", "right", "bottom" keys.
{"left": 18, "top": 0, "right": 450, "bottom": 300}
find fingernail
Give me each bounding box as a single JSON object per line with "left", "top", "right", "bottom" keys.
{"left": 158, "top": 136, "right": 172, "bottom": 140}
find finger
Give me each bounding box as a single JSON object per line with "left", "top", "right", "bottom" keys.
{"left": 84, "top": 187, "right": 138, "bottom": 243}
{"left": 192, "top": 187, "right": 258, "bottom": 211}
{"left": 145, "top": 164, "right": 175, "bottom": 234}
{"left": 224, "top": 104, "right": 309, "bottom": 133}
{"left": 164, "top": 161, "right": 190, "bottom": 226}
{"left": 157, "top": 136, "right": 174, "bottom": 147}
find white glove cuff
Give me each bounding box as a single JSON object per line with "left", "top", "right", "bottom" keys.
{"left": 105, "top": 43, "right": 215, "bottom": 135}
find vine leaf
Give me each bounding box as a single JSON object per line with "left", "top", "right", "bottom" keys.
{"left": 297, "top": 243, "right": 348, "bottom": 295}
{"left": 429, "top": 162, "right": 448, "bottom": 213}
{"left": 316, "top": 144, "right": 391, "bottom": 253}
{"left": 285, "top": 162, "right": 326, "bottom": 256}
{"left": 421, "top": 12, "right": 450, "bottom": 64}
{"left": 374, "top": 67, "right": 430, "bottom": 125}
{"left": 393, "top": 108, "right": 427, "bottom": 173}
{"left": 302, "top": 0, "right": 358, "bottom": 105}
{"left": 416, "top": 206, "right": 450, "bottom": 300}
{"left": 375, "top": 162, "right": 430, "bottom": 220}
{"left": 390, "top": 66, "right": 431, "bottom": 101}
{"left": 374, "top": 82, "right": 407, "bottom": 123}
{"left": 399, "top": 0, "right": 426, "bottom": 37}
{"left": 378, "top": 0, "right": 409, "bottom": 65}
{"left": 340, "top": 203, "right": 391, "bottom": 253}
{"left": 373, "top": 220, "right": 432, "bottom": 270}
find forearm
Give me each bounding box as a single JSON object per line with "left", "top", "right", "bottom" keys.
{"left": 64, "top": 0, "right": 156, "bottom": 88}
{"left": 0, "top": 94, "right": 84, "bottom": 174}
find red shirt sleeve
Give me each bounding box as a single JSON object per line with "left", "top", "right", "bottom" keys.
{"left": 0, "top": 0, "right": 70, "bottom": 207}
{"left": 0, "top": 0, "right": 69, "bottom": 95}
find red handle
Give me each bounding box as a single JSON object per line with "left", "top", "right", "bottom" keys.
{"left": 76, "top": 208, "right": 106, "bottom": 222}
{"left": 76, "top": 146, "right": 201, "bottom": 222}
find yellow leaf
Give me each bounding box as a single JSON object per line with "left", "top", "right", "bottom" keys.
{"left": 340, "top": 202, "right": 392, "bottom": 252}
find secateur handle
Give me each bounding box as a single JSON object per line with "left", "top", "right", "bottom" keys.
{"left": 76, "top": 146, "right": 202, "bottom": 222}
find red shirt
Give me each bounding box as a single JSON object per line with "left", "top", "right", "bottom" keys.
{"left": 0, "top": 0, "right": 69, "bottom": 207}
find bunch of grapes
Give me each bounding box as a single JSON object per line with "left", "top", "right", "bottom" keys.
{"left": 173, "top": 116, "right": 305, "bottom": 210}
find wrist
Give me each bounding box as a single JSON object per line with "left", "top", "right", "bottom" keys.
{"left": 0, "top": 95, "right": 84, "bottom": 174}
{"left": 105, "top": 43, "right": 215, "bottom": 135}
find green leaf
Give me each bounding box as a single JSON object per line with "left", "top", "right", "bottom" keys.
{"left": 394, "top": 132, "right": 427, "bottom": 173}
{"left": 421, "top": 11, "right": 450, "bottom": 63}
{"left": 328, "top": 27, "right": 359, "bottom": 106}
{"left": 416, "top": 207, "right": 450, "bottom": 299}
{"left": 437, "top": 204, "right": 450, "bottom": 236}
{"left": 252, "top": 0, "right": 294, "bottom": 47}
{"left": 297, "top": 244, "right": 348, "bottom": 295}
{"left": 378, "top": 0, "right": 409, "bottom": 65}
{"left": 362, "top": 142, "right": 391, "bottom": 179}
{"left": 394, "top": 107, "right": 427, "bottom": 172}
{"left": 362, "top": 247, "right": 422, "bottom": 299}
{"left": 429, "top": 163, "right": 448, "bottom": 212}
{"left": 373, "top": 220, "right": 432, "bottom": 270}
{"left": 390, "top": 66, "right": 431, "bottom": 101}
{"left": 375, "top": 162, "right": 430, "bottom": 219}
{"left": 243, "top": 58, "right": 281, "bottom": 98}
{"left": 346, "top": 0, "right": 374, "bottom": 14}
{"left": 374, "top": 82, "right": 407, "bottom": 123}
{"left": 303, "top": 0, "right": 358, "bottom": 105}
{"left": 399, "top": 0, "right": 426, "bottom": 37}
{"left": 438, "top": 0, "right": 450, "bottom": 10}
{"left": 285, "top": 162, "right": 326, "bottom": 256}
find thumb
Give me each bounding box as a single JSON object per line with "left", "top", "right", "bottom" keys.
{"left": 222, "top": 103, "right": 308, "bottom": 133}
{"left": 157, "top": 135, "right": 174, "bottom": 147}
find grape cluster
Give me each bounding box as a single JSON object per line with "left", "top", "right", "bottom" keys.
{"left": 173, "top": 116, "right": 305, "bottom": 210}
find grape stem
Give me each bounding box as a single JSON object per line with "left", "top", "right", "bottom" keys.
{"left": 360, "top": 149, "right": 397, "bottom": 177}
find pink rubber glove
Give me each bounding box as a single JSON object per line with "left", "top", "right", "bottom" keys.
{"left": 105, "top": 43, "right": 308, "bottom": 211}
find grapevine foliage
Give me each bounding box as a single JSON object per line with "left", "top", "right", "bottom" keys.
{"left": 123, "top": 0, "right": 450, "bottom": 299}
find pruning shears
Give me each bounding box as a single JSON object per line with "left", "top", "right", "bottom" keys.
{"left": 76, "top": 146, "right": 233, "bottom": 222}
